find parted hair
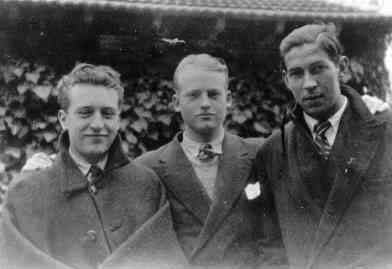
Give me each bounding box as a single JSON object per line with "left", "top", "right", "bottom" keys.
{"left": 280, "top": 23, "right": 344, "bottom": 69}
{"left": 173, "top": 54, "right": 229, "bottom": 91}
{"left": 57, "top": 63, "right": 124, "bottom": 110}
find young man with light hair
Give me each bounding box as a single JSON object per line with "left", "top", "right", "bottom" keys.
{"left": 0, "top": 63, "right": 185, "bottom": 269}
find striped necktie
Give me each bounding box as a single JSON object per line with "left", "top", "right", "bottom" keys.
{"left": 87, "top": 165, "right": 103, "bottom": 194}
{"left": 197, "top": 144, "right": 220, "bottom": 162}
{"left": 313, "top": 120, "right": 332, "bottom": 159}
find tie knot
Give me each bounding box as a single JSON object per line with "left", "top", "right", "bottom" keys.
{"left": 314, "top": 120, "right": 331, "bottom": 136}
{"left": 197, "top": 144, "right": 219, "bottom": 162}
{"left": 88, "top": 165, "right": 103, "bottom": 184}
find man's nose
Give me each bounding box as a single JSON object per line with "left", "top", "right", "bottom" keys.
{"left": 303, "top": 71, "right": 317, "bottom": 91}
{"left": 89, "top": 113, "right": 104, "bottom": 130}
{"left": 200, "top": 93, "right": 211, "bottom": 108}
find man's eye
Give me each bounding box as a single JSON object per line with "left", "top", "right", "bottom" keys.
{"left": 77, "top": 109, "right": 93, "bottom": 118}
{"left": 311, "top": 65, "right": 326, "bottom": 74}
{"left": 208, "top": 91, "right": 220, "bottom": 98}
{"left": 188, "top": 92, "right": 200, "bottom": 98}
{"left": 102, "top": 112, "right": 116, "bottom": 119}
{"left": 288, "top": 70, "right": 302, "bottom": 78}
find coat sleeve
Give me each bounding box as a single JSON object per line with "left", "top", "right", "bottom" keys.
{"left": 99, "top": 202, "right": 188, "bottom": 269}
{"left": 0, "top": 207, "right": 72, "bottom": 269}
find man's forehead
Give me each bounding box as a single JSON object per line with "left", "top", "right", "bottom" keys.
{"left": 67, "top": 84, "right": 120, "bottom": 106}
{"left": 284, "top": 43, "right": 330, "bottom": 68}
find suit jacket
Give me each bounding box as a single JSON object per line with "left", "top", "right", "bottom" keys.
{"left": 136, "top": 132, "right": 287, "bottom": 268}
{"left": 256, "top": 86, "right": 392, "bottom": 269}
{"left": 0, "top": 131, "right": 187, "bottom": 269}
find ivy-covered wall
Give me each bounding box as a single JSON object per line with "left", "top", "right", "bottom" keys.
{"left": 0, "top": 2, "right": 391, "bottom": 204}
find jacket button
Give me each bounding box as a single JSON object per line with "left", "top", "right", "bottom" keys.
{"left": 86, "top": 230, "right": 97, "bottom": 241}
{"left": 110, "top": 219, "right": 123, "bottom": 232}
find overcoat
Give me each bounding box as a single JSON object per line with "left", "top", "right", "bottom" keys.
{"left": 0, "top": 131, "right": 187, "bottom": 269}
{"left": 255, "top": 86, "right": 392, "bottom": 269}
{"left": 136, "top": 132, "right": 287, "bottom": 268}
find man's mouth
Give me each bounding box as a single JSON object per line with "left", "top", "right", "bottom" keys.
{"left": 303, "top": 94, "right": 323, "bottom": 102}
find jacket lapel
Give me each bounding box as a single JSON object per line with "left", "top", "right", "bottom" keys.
{"left": 192, "top": 133, "right": 253, "bottom": 256}
{"left": 158, "top": 134, "right": 211, "bottom": 223}
{"left": 307, "top": 88, "right": 386, "bottom": 267}
{"left": 287, "top": 122, "right": 324, "bottom": 219}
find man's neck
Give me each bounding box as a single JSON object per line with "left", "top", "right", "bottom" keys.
{"left": 69, "top": 147, "right": 107, "bottom": 166}
{"left": 183, "top": 126, "right": 224, "bottom": 144}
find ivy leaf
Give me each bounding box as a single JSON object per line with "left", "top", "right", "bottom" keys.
{"left": 13, "top": 67, "right": 24, "bottom": 78}
{"left": 33, "top": 85, "right": 52, "bottom": 101}
{"left": 130, "top": 118, "right": 148, "bottom": 133}
{"left": 25, "top": 71, "right": 40, "bottom": 84}
{"left": 43, "top": 131, "right": 57, "bottom": 142}
{"left": 0, "top": 106, "right": 6, "bottom": 116}
{"left": 17, "top": 125, "right": 29, "bottom": 139}
{"left": 5, "top": 147, "right": 22, "bottom": 159}
{"left": 17, "top": 83, "right": 30, "bottom": 95}
{"left": 47, "top": 116, "right": 58, "bottom": 124}
{"left": 148, "top": 131, "right": 159, "bottom": 140}
{"left": 13, "top": 107, "right": 25, "bottom": 118}
{"left": 232, "top": 113, "right": 247, "bottom": 124}
{"left": 243, "top": 109, "right": 253, "bottom": 119}
{"left": 0, "top": 119, "right": 6, "bottom": 131}
{"left": 125, "top": 132, "right": 138, "bottom": 144}
{"left": 9, "top": 121, "right": 21, "bottom": 136}
{"left": 1, "top": 66, "right": 15, "bottom": 83}
{"left": 0, "top": 161, "right": 5, "bottom": 174}
{"left": 134, "top": 107, "right": 152, "bottom": 118}
{"left": 253, "top": 122, "right": 271, "bottom": 135}
{"left": 157, "top": 114, "right": 172, "bottom": 125}
{"left": 120, "top": 118, "right": 130, "bottom": 130}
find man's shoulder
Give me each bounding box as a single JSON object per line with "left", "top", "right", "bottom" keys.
{"left": 134, "top": 141, "right": 173, "bottom": 168}
{"left": 122, "top": 159, "right": 160, "bottom": 180}
{"left": 6, "top": 167, "right": 56, "bottom": 208}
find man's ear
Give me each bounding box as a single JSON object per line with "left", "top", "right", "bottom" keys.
{"left": 226, "top": 90, "right": 232, "bottom": 108}
{"left": 338, "top": 56, "right": 349, "bottom": 74}
{"left": 58, "top": 110, "right": 68, "bottom": 130}
{"left": 282, "top": 69, "right": 290, "bottom": 90}
{"left": 172, "top": 93, "right": 181, "bottom": 112}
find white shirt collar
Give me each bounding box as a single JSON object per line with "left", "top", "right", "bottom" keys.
{"left": 69, "top": 148, "right": 108, "bottom": 176}
{"left": 303, "top": 95, "right": 348, "bottom": 145}
{"left": 181, "top": 128, "right": 224, "bottom": 160}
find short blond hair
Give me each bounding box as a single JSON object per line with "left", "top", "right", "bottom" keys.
{"left": 173, "top": 54, "right": 229, "bottom": 91}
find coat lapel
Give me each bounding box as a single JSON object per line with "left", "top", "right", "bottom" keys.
{"left": 158, "top": 134, "right": 211, "bottom": 223}
{"left": 307, "top": 88, "right": 386, "bottom": 267}
{"left": 287, "top": 123, "right": 324, "bottom": 219}
{"left": 192, "top": 133, "right": 253, "bottom": 256}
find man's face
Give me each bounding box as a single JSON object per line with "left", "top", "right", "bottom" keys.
{"left": 284, "top": 42, "right": 344, "bottom": 120}
{"left": 174, "top": 67, "right": 231, "bottom": 140}
{"left": 59, "top": 83, "right": 120, "bottom": 163}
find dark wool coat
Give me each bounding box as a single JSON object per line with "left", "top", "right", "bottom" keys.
{"left": 0, "top": 132, "right": 187, "bottom": 269}
{"left": 255, "top": 86, "right": 392, "bottom": 269}
{"left": 136, "top": 132, "right": 287, "bottom": 269}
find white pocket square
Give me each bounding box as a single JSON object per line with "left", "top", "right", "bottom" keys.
{"left": 244, "top": 182, "right": 261, "bottom": 200}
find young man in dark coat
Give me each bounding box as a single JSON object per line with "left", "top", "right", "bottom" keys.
{"left": 0, "top": 64, "right": 186, "bottom": 269}
{"left": 136, "top": 54, "right": 287, "bottom": 268}
{"left": 254, "top": 23, "right": 392, "bottom": 269}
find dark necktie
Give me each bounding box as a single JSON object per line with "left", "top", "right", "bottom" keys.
{"left": 197, "top": 144, "right": 220, "bottom": 162}
{"left": 87, "top": 165, "right": 103, "bottom": 194}
{"left": 313, "top": 120, "right": 332, "bottom": 159}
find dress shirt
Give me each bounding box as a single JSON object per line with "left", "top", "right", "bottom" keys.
{"left": 69, "top": 148, "right": 108, "bottom": 177}
{"left": 181, "top": 128, "right": 224, "bottom": 199}
{"left": 304, "top": 96, "right": 348, "bottom": 146}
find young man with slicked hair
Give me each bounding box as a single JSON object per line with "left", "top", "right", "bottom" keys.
{"left": 254, "top": 23, "right": 392, "bottom": 269}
